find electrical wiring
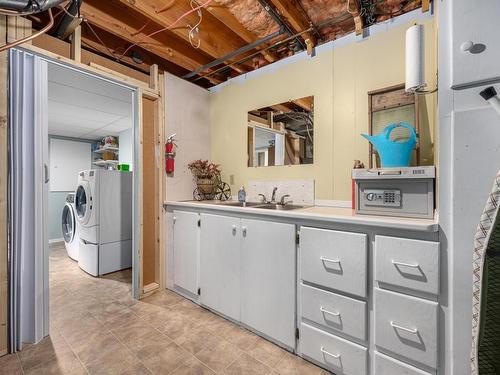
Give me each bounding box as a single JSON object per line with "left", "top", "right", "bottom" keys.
{"left": 118, "top": 0, "right": 214, "bottom": 61}
{"left": 83, "top": 20, "right": 120, "bottom": 60}
{"left": 187, "top": 0, "right": 202, "bottom": 49}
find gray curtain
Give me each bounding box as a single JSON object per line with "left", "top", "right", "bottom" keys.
{"left": 8, "top": 48, "right": 49, "bottom": 352}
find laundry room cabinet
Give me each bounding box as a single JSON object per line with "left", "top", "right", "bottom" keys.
{"left": 451, "top": 0, "right": 500, "bottom": 88}
{"left": 172, "top": 210, "right": 200, "bottom": 295}
{"left": 199, "top": 213, "right": 296, "bottom": 348}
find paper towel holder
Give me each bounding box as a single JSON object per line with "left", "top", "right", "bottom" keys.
{"left": 405, "top": 23, "right": 437, "bottom": 95}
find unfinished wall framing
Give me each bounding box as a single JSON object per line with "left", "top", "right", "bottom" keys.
{"left": 0, "top": 18, "right": 166, "bottom": 354}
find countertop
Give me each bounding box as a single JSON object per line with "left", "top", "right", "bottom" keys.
{"left": 164, "top": 200, "right": 439, "bottom": 233}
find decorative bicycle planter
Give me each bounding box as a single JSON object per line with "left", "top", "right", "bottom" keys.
{"left": 193, "top": 175, "right": 231, "bottom": 201}
{"left": 188, "top": 160, "right": 231, "bottom": 201}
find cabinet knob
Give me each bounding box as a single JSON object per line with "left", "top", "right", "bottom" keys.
{"left": 173, "top": 216, "right": 176, "bottom": 223}
{"left": 232, "top": 225, "right": 237, "bottom": 235}
{"left": 242, "top": 227, "right": 247, "bottom": 237}
{"left": 460, "top": 40, "right": 474, "bottom": 52}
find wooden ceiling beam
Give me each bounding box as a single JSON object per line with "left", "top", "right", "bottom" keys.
{"left": 349, "top": 0, "right": 364, "bottom": 35}
{"left": 80, "top": 1, "right": 213, "bottom": 73}
{"left": 113, "top": 0, "right": 256, "bottom": 72}
{"left": 268, "top": 0, "right": 316, "bottom": 48}
{"left": 204, "top": 4, "right": 279, "bottom": 63}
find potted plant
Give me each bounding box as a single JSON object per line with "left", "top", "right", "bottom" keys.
{"left": 188, "top": 160, "right": 221, "bottom": 194}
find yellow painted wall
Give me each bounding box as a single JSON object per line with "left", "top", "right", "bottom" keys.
{"left": 210, "top": 17, "right": 436, "bottom": 201}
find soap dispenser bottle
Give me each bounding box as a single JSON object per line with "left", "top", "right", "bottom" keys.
{"left": 238, "top": 186, "right": 246, "bottom": 202}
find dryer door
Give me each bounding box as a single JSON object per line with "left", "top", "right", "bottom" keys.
{"left": 61, "top": 204, "right": 75, "bottom": 243}
{"left": 75, "top": 181, "right": 92, "bottom": 225}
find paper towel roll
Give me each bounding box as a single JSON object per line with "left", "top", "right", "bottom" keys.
{"left": 405, "top": 24, "right": 426, "bottom": 92}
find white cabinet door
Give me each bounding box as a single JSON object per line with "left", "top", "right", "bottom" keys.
{"left": 199, "top": 213, "right": 241, "bottom": 321}
{"left": 240, "top": 219, "right": 296, "bottom": 348}
{"left": 173, "top": 210, "right": 199, "bottom": 295}
{"left": 451, "top": 1, "right": 500, "bottom": 88}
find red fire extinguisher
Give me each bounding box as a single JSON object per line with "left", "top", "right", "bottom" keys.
{"left": 165, "top": 133, "right": 177, "bottom": 174}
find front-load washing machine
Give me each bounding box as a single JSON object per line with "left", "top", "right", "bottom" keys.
{"left": 75, "top": 169, "right": 133, "bottom": 276}
{"left": 62, "top": 193, "right": 79, "bottom": 261}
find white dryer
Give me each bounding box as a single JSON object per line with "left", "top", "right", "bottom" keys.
{"left": 62, "top": 193, "right": 79, "bottom": 261}
{"left": 75, "top": 169, "right": 133, "bottom": 276}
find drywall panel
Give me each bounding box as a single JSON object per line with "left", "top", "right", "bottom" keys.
{"left": 209, "top": 11, "right": 436, "bottom": 201}
{"left": 49, "top": 138, "right": 91, "bottom": 192}
{"left": 165, "top": 73, "right": 210, "bottom": 201}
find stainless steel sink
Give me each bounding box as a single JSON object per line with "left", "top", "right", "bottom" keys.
{"left": 223, "top": 201, "right": 262, "bottom": 207}
{"left": 254, "top": 204, "right": 304, "bottom": 211}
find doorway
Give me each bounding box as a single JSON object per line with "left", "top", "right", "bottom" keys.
{"left": 8, "top": 48, "right": 140, "bottom": 350}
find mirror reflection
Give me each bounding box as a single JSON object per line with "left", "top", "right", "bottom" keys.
{"left": 247, "top": 96, "right": 314, "bottom": 167}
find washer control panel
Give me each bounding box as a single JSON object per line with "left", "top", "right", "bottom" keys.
{"left": 363, "top": 189, "right": 401, "bottom": 207}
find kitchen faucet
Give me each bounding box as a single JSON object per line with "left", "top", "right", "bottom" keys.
{"left": 271, "top": 187, "right": 278, "bottom": 203}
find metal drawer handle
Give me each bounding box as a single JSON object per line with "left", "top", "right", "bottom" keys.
{"left": 392, "top": 260, "right": 420, "bottom": 268}
{"left": 320, "top": 256, "right": 341, "bottom": 264}
{"left": 390, "top": 321, "right": 418, "bottom": 334}
{"left": 321, "top": 347, "right": 341, "bottom": 359}
{"left": 320, "top": 306, "right": 340, "bottom": 317}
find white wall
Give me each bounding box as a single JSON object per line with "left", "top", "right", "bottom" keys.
{"left": 49, "top": 138, "right": 91, "bottom": 191}
{"left": 118, "top": 128, "right": 133, "bottom": 170}
{"left": 164, "top": 73, "right": 210, "bottom": 201}
{"left": 48, "top": 137, "right": 93, "bottom": 240}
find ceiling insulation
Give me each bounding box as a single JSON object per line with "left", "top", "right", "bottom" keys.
{"left": 214, "top": 0, "right": 280, "bottom": 38}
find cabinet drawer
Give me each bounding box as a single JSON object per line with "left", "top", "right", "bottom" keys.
{"left": 374, "top": 352, "right": 434, "bottom": 375}
{"left": 375, "top": 236, "right": 439, "bottom": 298}
{"left": 300, "top": 322, "right": 367, "bottom": 375}
{"left": 300, "top": 227, "right": 367, "bottom": 298}
{"left": 301, "top": 283, "right": 367, "bottom": 342}
{"left": 375, "top": 288, "right": 438, "bottom": 370}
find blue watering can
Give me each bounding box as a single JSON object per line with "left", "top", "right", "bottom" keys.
{"left": 362, "top": 122, "right": 417, "bottom": 168}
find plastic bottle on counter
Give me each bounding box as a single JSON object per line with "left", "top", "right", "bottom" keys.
{"left": 238, "top": 186, "right": 246, "bottom": 203}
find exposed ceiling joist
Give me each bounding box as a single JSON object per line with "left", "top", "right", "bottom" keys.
{"left": 268, "top": 0, "right": 316, "bottom": 47}
{"left": 113, "top": 0, "right": 255, "bottom": 74}
{"left": 348, "top": 0, "right": 364, "bottom": 35}
{"left": 204, "top": 3, "right": 279, "bottom": 63}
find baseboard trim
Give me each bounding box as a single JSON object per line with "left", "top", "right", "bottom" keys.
{"left": 142, "top": 282, "right": 159, "bottom": 296}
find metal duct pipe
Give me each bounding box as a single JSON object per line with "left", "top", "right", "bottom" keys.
{"left": 53, "top": 0, "right": 82, "bottom": 39}
{"left": 0, "top": 0, "right": 66, "bottom": 15}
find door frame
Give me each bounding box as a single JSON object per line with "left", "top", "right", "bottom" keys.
{"left": 7, "top": 44, "right": 164, "bottom": 346}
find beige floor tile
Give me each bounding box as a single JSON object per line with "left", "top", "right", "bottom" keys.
{"left": 223, "top": 353, "right": 273, "bottom": 375}
{"left": 274, "top": 352, "right": 323, "bottom": 375}
{"left": 128, "top": 300, "right": 165, "bottom": 317}
{"left": 84, "top": 344, "right": 151, "bottom": 375}
{"left": 171, "top": 356, "right": 216, "bottom": 375}
{"left": 175, "top": 325, "right": 224, "bottom": 355}
{"left": 246, "top": 337, "right": 287, "bottom": 368}
{"left": 18, "top": 330, "right": 72, "bottom": 370}
{"left": 72, "top": 332, "right": 126, "bottom": 366}
{"left": 195, "top": 339, "right": 242, "bottom": 373}
{"left": 221, "top": 325, "right": 260, "bottom": 351}
{"left": 24, "top": 351, "right": 87, "bottom": 375}
{"left": 114, "top": 325, "right": 172, "bottom": 360}
{"left": 139, "top": 342, "right": 192, "bottom": 375}
{"left": 0, "top": 353, "right": 23, "bottom": 374}
{"left": 141, "top": 290, "right": 183, "bottom": 308}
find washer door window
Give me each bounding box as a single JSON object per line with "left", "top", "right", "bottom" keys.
{"left": 61, "top": 204, "right": 75, "bottom": 243}
{"left": 75, "top": 182, "right": 92, "bottom": 225}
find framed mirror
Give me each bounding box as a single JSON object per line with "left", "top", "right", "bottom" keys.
{"left": 247, "top": 96, "right": 314, "bottom": 167}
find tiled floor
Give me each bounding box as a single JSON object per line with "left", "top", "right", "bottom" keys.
{"left": 0, "top": 243, "right": 328, "bottom": 375}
